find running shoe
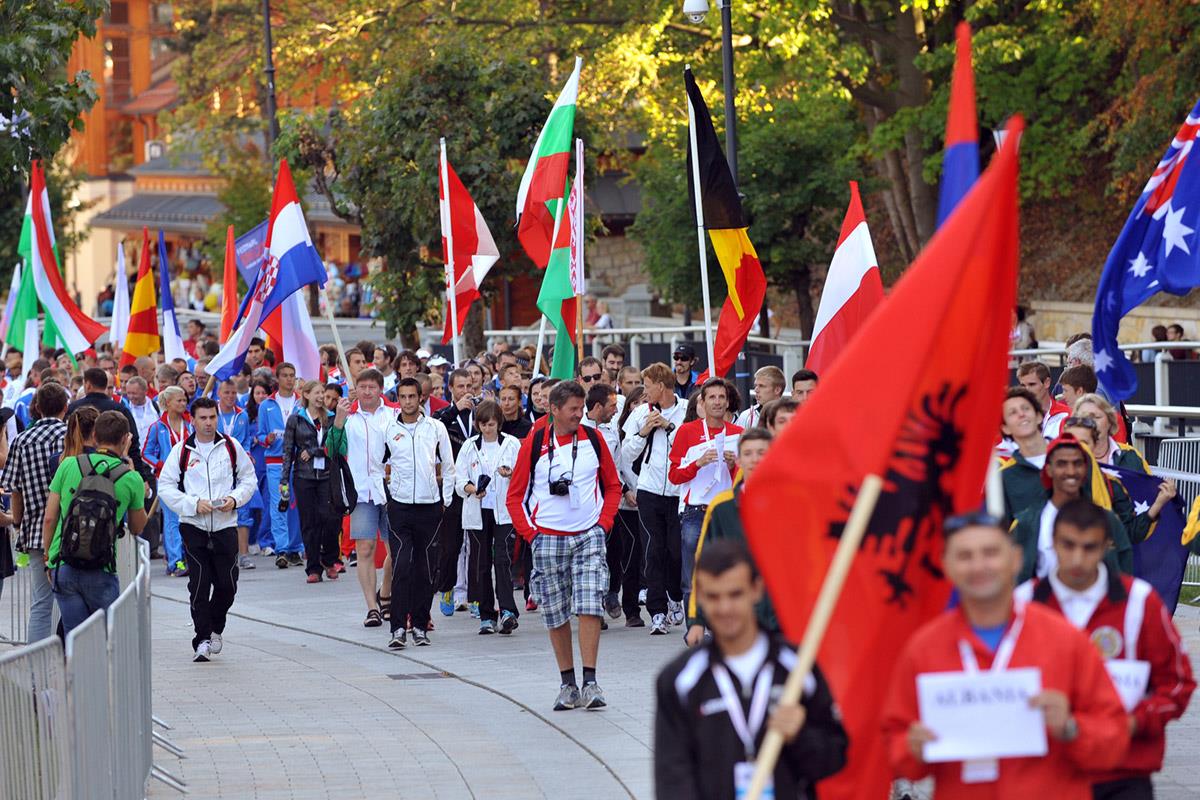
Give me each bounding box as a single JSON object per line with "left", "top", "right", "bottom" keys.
{"left": 469, "top": 602, "right": 480, "bottom": 619}
{"left": 388, "top": 630, "right": 407, "bottom": 649}
{"left": 287, "top": 552, "right": 302, "bottom": 566}
{"left": 667, "top": 600, "right": 685, "bottom": 627}
{"left": 174, "top": 561, "right": 189, "bottom": 577}
{"left": 306, "top": 574, "right": 321, "bottom": 584}
{"left": 325, "top": 566, "right": 339, "bottom": 580}
{"left": 247, "top": 544, "right": 261, "bottom": 555}
{"left": 275, "top": 555, "right": 289, "bottom": 569}
{"left": 439, "top": 591, "right": 455, "bottom": 616}
{"left": 412, "top": 629, "right": 430, "bottom": 646}
{"left": 603, "top": 593, "right": 622, "bottom": 619}
{"left": 650, "top": 613, "right": 669, "bottom": 636}
{"left": 478, "top": 619, "right": 496, "bottom": 635}
{"left": 209, "top": 633, "right": 223, "bottom": 655}
{"left": 193, "top": 641, "right": 211, "bottom": 662}
{"left": 553, "top": 684, "right": 581, "bottom": 711}
{"left": 581, "top": 683, "right": 607, "bottom": 710}
{"left": 456, "top": 599, "right": 469, "bottom": 612}
{"left": 347, "top": 553, "right": 358, "bottom": 567}
{"left": 499, "top": 610, "right": 518, "bottom": 635}
{"left": 638, "top": 588, "right": 647, "bottom": 606}
{"left": 525, "top": 597, "right": 539, "bottom": 612}
{"left": 237, "top": 555, "right": 256, "bottom": 570}
{"left": 333, "top": 561, "right": 346, "bottom": 574}
{"left": 260, "top": 546, "right": 275, "bottom": 556}
{"left": 625, "top": 615, "right": 646, "bottom": 628}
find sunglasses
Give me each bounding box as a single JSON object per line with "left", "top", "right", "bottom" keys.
{"left": 943, "top": 511, "right": 1003, "bottom": 535}
{"left": 1062, "top": 416, "right": 1098, "bottom": 431}
{"left": 673, "top": 355, "right": 693, "bottom": 362}
{"left": 580, "top": 373, "right": 602, "bottom": 383}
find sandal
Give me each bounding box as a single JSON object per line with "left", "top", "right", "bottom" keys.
{"left": 377, "top": 589, "right": 392, "bottom": 621}
{"left": 363, "top": 609, "right": 382, "bottom": 628}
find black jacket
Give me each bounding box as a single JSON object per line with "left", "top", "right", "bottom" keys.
{"left": 434, "top": 402, "right": 474, "bottom": 457}
{"left": 501, "top": 415, "right": 532, "bottom": 440}
{"left": 67, "top": 392, "right": 153, "bottom": 482}
{"left": 281, "top": 410, "right": 336, "bottom": 483}
{"left": 654, "top": 633, "right": 847, "bottom": 800}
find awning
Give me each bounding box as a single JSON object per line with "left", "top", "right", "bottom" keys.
{"left": 118, "top": 77, "right": 179, "bottom": 116}
{"left": 91, "top": 190, "right": 358, "bottom": 236}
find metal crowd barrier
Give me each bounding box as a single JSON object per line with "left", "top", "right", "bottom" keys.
{"left": 1154, "top": 438, "right": 1200, "bottom": 588}
{"left": 0, "top": 537, "right": 184, "bottom": 798}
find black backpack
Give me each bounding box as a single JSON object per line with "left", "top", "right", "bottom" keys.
{"left": 61, "top": 455, "right": 130, "bottom": 570}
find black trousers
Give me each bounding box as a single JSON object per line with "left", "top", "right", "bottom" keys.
{"left": 180, "top": 524, "right": 239, "bottom": 650}
{"left": 388, "top": 501, "right": 442, "bottom": 632}
{"left": 295, "top": 476, "right": 340, "bottom": 575}
{"left": 435, "top": 495, "right": 464, "bottom": 595}
{"left": 638, "top": 490, "right": 682, "bottom": 616}
{"left": 1093, "top": 777, "right": 1154, "bottom": 800}
{"left": 467, "top": 510, "right": 519, "bottom": 622}
{"left": 608, "top": 508, "right": 643, "bottom": 619}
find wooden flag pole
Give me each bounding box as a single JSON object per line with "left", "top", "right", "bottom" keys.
{"left": 746, "top": 473, "right": 884, "bottom": 800}
{"left": 533, "top": 315, "right": 548, "bottom": 376}
{"left": 574, "top": 137, "right": 585, "bottom": 363}
{"left": 685, "top": 66, "right": 717, "bottom": 376}
{"left": 321, "top": 287, "right": 355, "bottom": 391}
{"left": 440, "top": 137, "right": 463, "bottom": 366}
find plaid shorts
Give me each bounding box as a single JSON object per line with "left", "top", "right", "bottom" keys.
{"left": 530, "top": 526, "right": 609, "bottom": 629}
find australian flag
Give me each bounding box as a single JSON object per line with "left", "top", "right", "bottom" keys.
{"left": 1093, "top": 99, "right": 1200, "bottom": 401}
{"left": 1104, "top": 464, "right": 1190, "bottom": 613}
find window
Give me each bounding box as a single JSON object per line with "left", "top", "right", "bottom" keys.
{"left": 104, "top": 37, "right": 131, "bottom": 102}
{"left": 151, "top": 36, "right": 175, "bottom": 70}
{"left": 152, "top": 2, "right": 173, "bottom": 25}
{"left": 106, "top": 1, "right": 129, "bottom": 24}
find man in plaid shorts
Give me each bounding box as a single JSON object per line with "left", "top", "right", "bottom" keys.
{"left": 507, "top": 380, "right": 621, "bottom": 711}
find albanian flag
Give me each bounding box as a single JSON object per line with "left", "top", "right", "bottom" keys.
{"left": 685, "top": 68, "right": 766, "bottom": 380}
{"left": 742, "top": 118, "right": 1024, "bottom": 800}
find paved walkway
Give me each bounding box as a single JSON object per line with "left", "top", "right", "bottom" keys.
{"left": 148, "top": 553, "right": 1200, "bottom": 799}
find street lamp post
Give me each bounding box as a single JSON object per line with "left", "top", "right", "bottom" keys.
{"left": 261, "top": 0, "right": 280, "bottom": 159}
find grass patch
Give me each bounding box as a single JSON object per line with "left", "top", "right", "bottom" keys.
{"left": 1180, "top": 585, "right": 1200, "bottom": 607}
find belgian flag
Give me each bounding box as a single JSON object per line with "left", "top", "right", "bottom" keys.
{"left": 685, "top": 67, "right": 767, "bottom": 380}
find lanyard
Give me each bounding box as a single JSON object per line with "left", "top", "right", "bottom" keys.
{"left": 547, "top": 432, "right": 578, "bottom": 478}
{"left": 167, "top": 418, "right": 186, "bottom": 446}
{"left": 220, "top": 410, "right": 237, "bottom": 437}
{"left": 456, "top": 410, "right": 473, "bottom": 438}
{"left": 712, "top": 662, "right": 775, "bottom": 760}
{"left": 958, "top": 608, "right": 1026, "bottom": 674}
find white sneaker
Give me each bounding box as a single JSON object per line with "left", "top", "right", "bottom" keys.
{"left": 260, "top": 546, "right": 275, "bottom": 556}
{"left": 194, "top": 641, "right": 211, "bottom": 662}
{"left": 667, "top": 600, "right": 684, "bottom": 626}
{"left": 638, "top": 589, "right": 647, "bottom": 606}
{"left": 650, "top": 613, "right": 669, "bottom": 636}
{"left": 247, "top": 544, "right": 261, "bottom": 555}
{"left": 209, "top": 633, "right": 222, "bottom": 655}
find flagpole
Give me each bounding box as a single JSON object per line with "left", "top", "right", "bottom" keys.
{"left": 686, "top": 67, "right": 717, "bottom": 375}
{"left": 746, "top": 474, "right": 884, "bottom": 800}
{"left": 439, "top": 137, "right": 462, "bottom": 366}
{"left": 533, "top": 315, "right": 548, "bottom": 376}
{"left": 321, "top": 288, "right": 355, "bottom": 390}
{"left": 574, "top": 137, "right": 585, "bottom": 363}
{"left": 539, "top": 165, "right": 571, "bottom": 376}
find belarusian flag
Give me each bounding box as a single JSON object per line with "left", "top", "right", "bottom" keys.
{"left": 518, "top": 58, "right": 582, "bottom": 378}
{"left": 28, "top": 161, "right": 106, "bottom": 354}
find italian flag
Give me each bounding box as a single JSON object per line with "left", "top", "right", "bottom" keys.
{"left": 27, "top": 161, "right": 106, "bottom": 354}
{"left": 516, "top": 57, "right": 582, "bottom": 378}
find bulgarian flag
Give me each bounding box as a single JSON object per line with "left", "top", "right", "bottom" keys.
{"left": 517, "top": 57, "right": 582, "bottom": 378}
{"left": 28, "top": 161, "right": 106, "bottom": 354}
{"left": 119, "top": 227, "right": 161, "bottom": 367}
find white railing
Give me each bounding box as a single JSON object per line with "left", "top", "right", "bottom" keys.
{"left": 0, "top": 635, "right": 71, "bottom": 798}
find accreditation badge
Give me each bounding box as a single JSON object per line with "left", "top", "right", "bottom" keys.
{"left": 734, "top": 762, "right": 774, "bottom": 799}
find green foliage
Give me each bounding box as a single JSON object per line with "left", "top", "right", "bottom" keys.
{"left": 197, "top": 144, "right": 273, "bottom": 282}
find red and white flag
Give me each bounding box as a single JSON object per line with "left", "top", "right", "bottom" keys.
{"left": 806, "top": 181, "right": 884, "bottom": 375}
{"left": 28, "top": 161, "right": 107, "bottom": 354}
{"left": 440, "top": 140, "right": 499, "bottom": 345}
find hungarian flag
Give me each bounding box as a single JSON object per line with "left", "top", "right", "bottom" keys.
{"left": 439, "top": 141, "right": 499, "bottom": 344}
{"left": 220, "top": 225, "right": 239, "bottom": 343}
{"left": 28, "top": 161, "right": 106, "bottom": 355}
{"left": 0, "top": 267, "right": 20, "bottom": 348}
{"left": 157, "top": 230, "right": 188, "bottom": 362}
{"left": 119, "top": 228, "right": 161, "bottom": 367}
{"left": 108, "top": 239, "right": 130, "bottom": 350}
{"left": 685, "top": 68, "right": 766, "bottom": 380}
{"left": 742, "top": 117, "right": 1024, "bottom": 800}
{"left": 517, "top": 57, "right": 582, "bottom": 378}
{"left": 4, "top": 260, "right": 39, "bottom": 355}
{"left": 806, "top": 181, "right": 884, "bottom": 375}
{"left": 937, "top": 22, "right": 979, "bottom": 227}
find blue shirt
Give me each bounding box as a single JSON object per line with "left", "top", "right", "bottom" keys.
{"left": 971, "top": 622, "right": 1007, "bottom": 652}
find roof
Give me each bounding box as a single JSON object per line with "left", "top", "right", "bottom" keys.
{"left": 591, "top": 172, "right": 640, "bottom": 221}
{"left": 118, "top": 77, "right": 179, "bottom": 116}
{"left": 90, "top": 189, "right": 353, "bottom": 235}
{"left": 129, "top": 150, "right": 207, "bottom": 177}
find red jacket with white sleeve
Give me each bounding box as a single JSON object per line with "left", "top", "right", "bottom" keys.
{"left": 505, "top": 425, "right": 622, "bottom": 542}
{"left": 1016, "top": 570, "right": 1195, "bottom": 780}
{"left": 667, "top": 418, "right": 742, "bottom": 507}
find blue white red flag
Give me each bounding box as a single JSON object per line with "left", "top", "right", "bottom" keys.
{"left": 1093, "top": 99, "right": 1200, "bottom": 400}
{"left": 936, "top": 22, "right": 979, "bottom": 228}
{"left": 1102, "top": 464, "right": 1189, "bottom": 613}
{"left": 158, "top": 230, "right": 188, "bottom": 362}
{"left": 208, "top": 159, "right": 327, "bottom": 381}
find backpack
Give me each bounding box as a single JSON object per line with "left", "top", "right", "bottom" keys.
{"left": 523, "top": 425, "right": 605, "bottom": 509}
{"left": 61, "top": 455, "right": 131, "bottom": 570}
{"left": 177, "top": 434, "right": 238, "bottom": 492}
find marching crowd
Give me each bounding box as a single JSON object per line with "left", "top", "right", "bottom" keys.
{"left": 0, "top": 322, "right": 1194, "bottom": 799}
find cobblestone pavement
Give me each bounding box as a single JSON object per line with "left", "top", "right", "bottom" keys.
{"left": 147, "top": 553, "right": 1200, "bottom": 799}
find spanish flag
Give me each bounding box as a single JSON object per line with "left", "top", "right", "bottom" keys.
{"left": 118, "top": 227, "right": 160, "bottom": 367}
{"left": 685, "top": 68, "right": 766, "bottom": 380}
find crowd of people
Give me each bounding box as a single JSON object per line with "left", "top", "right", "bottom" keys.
{"left": 0, "top": 322, "right": 1194, "bottom": 798}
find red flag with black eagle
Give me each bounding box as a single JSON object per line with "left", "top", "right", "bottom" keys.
{"left": 741, "top": 117, "right": 1024, "bottom": 799}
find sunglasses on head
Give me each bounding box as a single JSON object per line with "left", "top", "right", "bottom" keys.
{"left": 943, "top": 511, "right": 1003, "bottom": 535}
{"left": 1062, "top": 416, "right": 1098, "bottom": 431}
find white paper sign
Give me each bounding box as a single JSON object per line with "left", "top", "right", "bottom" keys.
{"left": 917, "top": 668, "right": 1049, "bottom": 763}
{"left": 1105, "top": 660, "right": 1151, "bottom": 712}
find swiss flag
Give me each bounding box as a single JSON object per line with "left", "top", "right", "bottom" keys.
{"left": 742, "top": 118, "right": 1024, "bottom": 799}
{"left": 806, "top": 181, "right": 884, "bottom": 375}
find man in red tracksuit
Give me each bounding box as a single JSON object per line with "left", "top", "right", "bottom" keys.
{"left": 883, "top": 512, "right": 1130, "bottom": 799}
{"left": 506, "top": 380, "right": 622, "bottom": 712}
{"left": 1016, "top": 498, "right": 1194, "bottom": 800}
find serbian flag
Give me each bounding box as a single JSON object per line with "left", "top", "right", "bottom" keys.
{"left": 685, "top": 67, "right": 766, "bottom": 380}
{"left": 806, "top": 181, "right": 884, "bottom": 375}
{"left": 742, "top": 117, "right": 1023, "bottom": 800}
{"left": 937, "top": 22, "right": 979, "bottom": 227}
{"left": 27, "top": 161, "right": 107, "bottom": 354}
{"left": 220, "top": 225, "right": 239, "bottom": 343}
{"left": 439, "top": 140, "right": 499, "bottom": 344}
{"left": 208, "top": 158, "right": 327, "bottom": 381}
{"left": 118, "top": 228, "right": 159, "bottom": 367}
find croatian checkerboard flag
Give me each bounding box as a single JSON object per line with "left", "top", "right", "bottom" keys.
{"left": 208, "top": 159, "right": 327, "bottom": 381}
{"left": 1093, "top": 98, "right": 1200, "bottom": 401}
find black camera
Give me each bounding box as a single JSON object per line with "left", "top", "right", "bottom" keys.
{"left": 548, "top": 476, "right": 573, "bottom": 496}
{"left": 650, "top": 403, "right": 676, "bottom": 434}
{"left": 475, "top": 474, "right": 492, "bottom": 495}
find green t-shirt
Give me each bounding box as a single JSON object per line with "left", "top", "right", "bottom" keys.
{"left": 47, "top": 452, "right": 146, "bottom": 571}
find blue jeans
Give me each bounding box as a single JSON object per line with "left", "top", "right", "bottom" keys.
{"left": 266, "top": 464, "right": 302, "bottom": 554}
{"left": 163, "top": 505, "right": 183, "bottom": 568}
{"left": 52, "top": 564, "right": 118, "bottom": 636}
{"left": 680, "top": 505, "right": 707, "bottom": 613}
{"left": 27, "top": 549, "right": 54, "bottom": 642}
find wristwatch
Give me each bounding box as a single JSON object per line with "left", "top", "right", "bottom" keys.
{"left": 1061, "top": 716, "right": 1079, "bottom": 743}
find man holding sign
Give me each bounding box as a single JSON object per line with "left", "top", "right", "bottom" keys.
{"left": 1015, "top": 499, "right": 1194, "bottom": 800}
{"left": 882, "top": 513, "right": 1129, "bottom": 797}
